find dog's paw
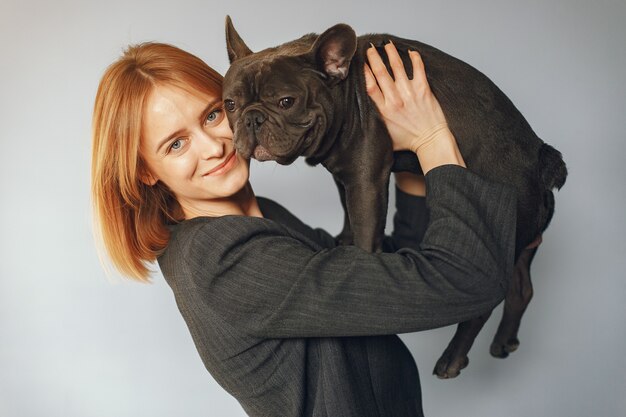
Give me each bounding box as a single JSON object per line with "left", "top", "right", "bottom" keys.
{"left": 433, "top": 352, "right": 469, "bottom": 379}
{"left": 489, "top": 338, "right": 520, "bottom": 358}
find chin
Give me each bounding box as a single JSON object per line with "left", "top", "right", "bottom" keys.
{"left": 223, "top": 163, "right": 251, "bottom": 197}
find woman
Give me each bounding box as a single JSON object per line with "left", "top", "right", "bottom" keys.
{"left": 92, "top": 41, "right": 516, "bottom": 417}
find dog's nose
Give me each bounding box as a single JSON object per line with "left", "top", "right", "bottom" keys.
{"left": 244, "top": 110, "right": 266, "bottom": 132}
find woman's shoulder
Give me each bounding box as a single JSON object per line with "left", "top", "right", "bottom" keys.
{"left": 166, "top": 210, "right": 275, "bottom": 250}
{"left": 161, "top": 197, "right": 296, "bottom": 259}
{"left": 157, "top": 211, "right": 282, "bottom": 289}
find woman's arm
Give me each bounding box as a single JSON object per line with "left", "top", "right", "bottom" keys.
{"left": 174, "top": 164, "right": 516, "bottom": 339}
{"left": 395, "top": 172, "right": 426, "bottom": 197}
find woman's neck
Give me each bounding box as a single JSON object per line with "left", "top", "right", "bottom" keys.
{"left": 180, "top": 182, "right": 263, "bottom": 219}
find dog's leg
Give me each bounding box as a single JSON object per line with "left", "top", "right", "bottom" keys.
{"left": 336, "top": 127, "right": 394, "bottom": 252}
{"left": 433, "top": 312, "right": 492, "bottom": 379}
{"left": 490, "top": 241, "right": 539, "bottom": 358}
{"left": 333, "top": 177, "right": 354, "bottom": 246}
{"left": 343, "top": 175, "right": 389, "bottom": 252}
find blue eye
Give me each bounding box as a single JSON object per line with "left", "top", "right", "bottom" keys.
{"left": 169, "top": 139, "right": 183, "bottom": 152}
{"left": 206, "top": 109, "right": 222, "bottom": 123}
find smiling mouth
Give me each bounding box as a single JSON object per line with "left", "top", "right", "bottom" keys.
{"left": 204, "top": 150, "right": 237, "bottom": 176}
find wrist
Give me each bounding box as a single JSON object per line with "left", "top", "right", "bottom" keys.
{"left": 414, "top": 130, "right": 466, "bottom": 174}
{"left": 409, "top": 123, "right": 451, "bottom": 154}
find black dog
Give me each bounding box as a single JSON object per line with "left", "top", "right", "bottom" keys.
{"left": 222, "top": 16, "right": 567, "bottom": 378}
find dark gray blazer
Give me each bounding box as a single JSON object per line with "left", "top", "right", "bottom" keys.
{"left": 158, "top": 164, "right": 517, "bottom": 417}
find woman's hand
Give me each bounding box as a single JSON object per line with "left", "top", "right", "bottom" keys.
{"left": 364, "top": 41, "right": 465, "bottom": 173}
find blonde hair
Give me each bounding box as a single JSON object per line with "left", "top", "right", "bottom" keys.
{"left": 91, "top": 42, "right": 223, "bottom": 281}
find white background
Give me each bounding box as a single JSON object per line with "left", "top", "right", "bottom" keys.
{"left": 1, "top": 0, "right": 625, "bottom": 416}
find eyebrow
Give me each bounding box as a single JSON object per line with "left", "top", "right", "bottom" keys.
{"left": 155, "top": 98, "right": 222, "bottom": 153}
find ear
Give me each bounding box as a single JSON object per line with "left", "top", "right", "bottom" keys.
{"left": 307, "top": 24, "right": 357, "bottom": 82}
{"left": 138, "top": 164, "right": 158, "bottom": 186}
{"left": 225, "top": 15, "right": 253, "bottom": 63}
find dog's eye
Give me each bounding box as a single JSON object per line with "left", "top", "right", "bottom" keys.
{"left": 278, "top": 97, "right": 295, "bottom": 109}
{"left": 224, "top": 99, "right": 236, "bottom": 112}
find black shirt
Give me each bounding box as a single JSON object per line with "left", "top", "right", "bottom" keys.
{"left": 158, "top": 165, "right": 517, "bottom": 417}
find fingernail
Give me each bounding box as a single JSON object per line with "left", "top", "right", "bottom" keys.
{"left": 369, "top": 42, "right": 376, "bottom": 49}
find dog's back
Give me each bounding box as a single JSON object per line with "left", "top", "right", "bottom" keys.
{"left": 358, "top": 34, "right": 567, "bottom": 254}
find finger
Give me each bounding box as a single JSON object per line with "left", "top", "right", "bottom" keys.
{"left": 408, "top": 50, "right": 429, "bottom": 92}
{"left": 384, "top": 40, "right": 409, "bottom": 83}
{"left": 364, "top": 63, "right": 384, "bottom": 106}
{"left": 366, "top": 44, "right": 398, "bottom": 103}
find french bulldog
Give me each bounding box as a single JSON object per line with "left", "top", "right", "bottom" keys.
{"left": 222, "top": 16, "right": 567, "bottom": 379}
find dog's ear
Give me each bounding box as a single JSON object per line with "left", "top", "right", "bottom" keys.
{"left": 225, "top": 15, "right": 253, "bottom": 63}
{"left": 306, "top": 24, "right": 357, "bottom": 83}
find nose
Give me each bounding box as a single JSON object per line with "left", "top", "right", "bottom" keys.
{"left": 198, "top": 131, "right": 226, "bottom": 160}
{"left": 244, "top": 110, "right": 266, "bottom": 133}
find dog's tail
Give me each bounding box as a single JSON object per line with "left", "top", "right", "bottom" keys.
{"left": 538, "top": 143, "right": 567, "bottom": 190}
{"left": 535, "top": 143, "right": 567, "bottom": 235}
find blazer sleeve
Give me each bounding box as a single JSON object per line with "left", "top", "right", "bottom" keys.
{"left": 183, "top": 165, "right": 517, "bottom": 339}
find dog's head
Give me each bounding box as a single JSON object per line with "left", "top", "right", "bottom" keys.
{"left": 222, "top": 16, "right": 357, "bottom": 164}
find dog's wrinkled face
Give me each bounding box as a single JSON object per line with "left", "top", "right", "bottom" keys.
{"left": 223, "top": 56, "right": 329, "bottom": 165}
{"left": 223, "top": 16, "right": 357, "bottom": 164}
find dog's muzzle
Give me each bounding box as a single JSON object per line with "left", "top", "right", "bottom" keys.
{"left": 244, "top": 110, "right": 266, "bottom": 135}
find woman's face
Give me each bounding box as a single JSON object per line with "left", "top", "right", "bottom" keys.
{"left": 140, "top": 84, "right": 250, "bottom": 216}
